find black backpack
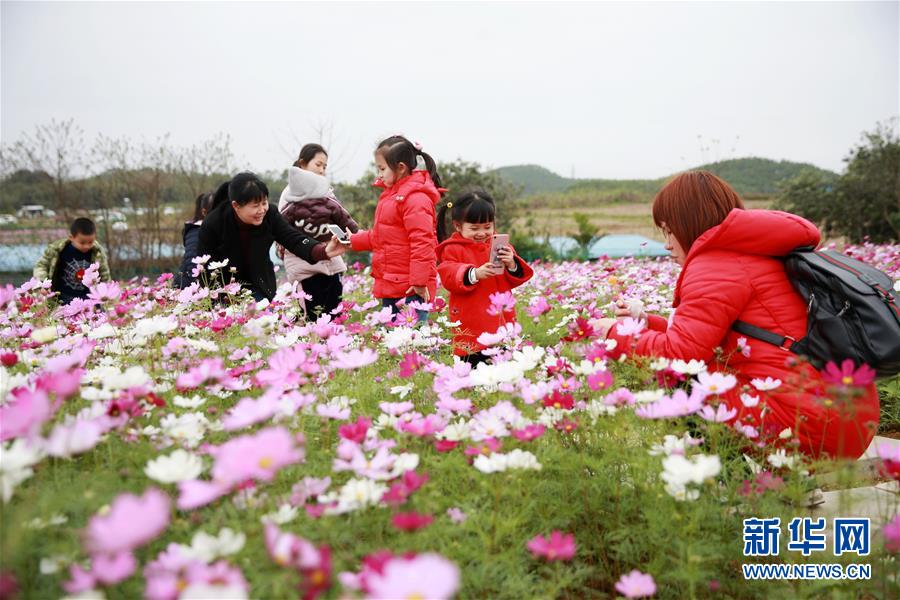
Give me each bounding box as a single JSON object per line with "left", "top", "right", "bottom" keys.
{"left": 732, "top": 247, "right": 900, "bottom": 378}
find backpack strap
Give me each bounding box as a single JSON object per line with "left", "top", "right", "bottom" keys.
{"left": 732, "top": 320, "right": 800, "bottom": 352}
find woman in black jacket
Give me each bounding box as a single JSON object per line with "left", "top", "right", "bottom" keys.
{"left": 197, "top": 172, "right": 347, "bottom": 301}
{"left": 178, "top": 191, "right": 214, "bottom": 288}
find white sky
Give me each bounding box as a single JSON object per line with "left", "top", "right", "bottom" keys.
{"left": 2, "top": 1, "right": 898, "bottom": 183}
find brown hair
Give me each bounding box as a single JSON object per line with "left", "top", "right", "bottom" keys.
{"left": 293, "top": 143, "right": 327, "bottom": 169}
{"left": 652, "top": 170, "right": 745, "bottom": 252}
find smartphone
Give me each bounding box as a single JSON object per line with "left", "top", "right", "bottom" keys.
{"left": 326, "top": 224, "right": 351, "bottom": 244}
{"left": 489, "top": 234, "right": 510, "bottom": 265}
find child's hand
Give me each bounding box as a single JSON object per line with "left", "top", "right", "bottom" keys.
{"left": 614, "top": 298, "right": 646, "bottom": 320}
{"left": 475, "top": 262, "right": 503, "bottom": 281}
{"left": 405, "top": 286, "right": 430, "bottom": 302}
{"left": 497, "top": 246, "right": 516, "bottom": 270}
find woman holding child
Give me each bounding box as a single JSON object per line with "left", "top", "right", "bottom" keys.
{"left": 600, "top": 171, "right": 879, "bottom": 460}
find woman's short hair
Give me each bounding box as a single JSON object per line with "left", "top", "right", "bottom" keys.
{"left": 652, "top": 170, "right": 745, "bottom": 252}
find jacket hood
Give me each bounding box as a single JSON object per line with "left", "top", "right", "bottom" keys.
{"left": 672, "top": 209, "right": 820, "bottom": 307}
{"left": 687, "top": 209, "right": 820, "bottom": 262}
{"left": 436, "top": 232, "right": 488, "bottom": 261}
{"left": 373, "top": 170, "right": 445, "bottom": 206}
{"left": 284, "top": 166, "right": 331, "bottom": 204}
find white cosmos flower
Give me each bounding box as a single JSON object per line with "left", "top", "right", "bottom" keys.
{"left": 133, "top": 316, "right": 178, "bottom": 339}
{"left": 159, "top": 413, "right": 209, "bottom": 448}
{"left": 261, "top": 503, "right": 299, "bottom": 525}
{"left": 670, "top": 359, "right": 707, "bottom": 375}
{"left": 173, "top": 395, "right": 206, "bottom": 409}
{"left": 740, "top": 393, "right": 760, "bottom": 408}
{"left": 767, "top": 449, "right": 799, "bottom": 470}
{"left": 31, "top": 326, "right": 58, "bottom": 343}
{"left": 390, "top": 384, "right": 414, "bottom": 399}
{"left": 208, "top": 258, "right": 229, "bottom": 270}
{"left": 693, "top": 371, "right": 737, "bottom": 395}
{"left": 389, "top": 453, "right": 420, "bottom": 478}
{"left": 104, "top": 366, "right": 150, "bottom": 391}
{"left": 327, "top": 478, "right": 387, "bottom": 514}
{"left": 473, "top": 449, "right": 541, "bottom": 473}
{"left": 144, "top": 449, "right": 204, "bottom": 483}
{"left": 1, "top": 439, "right": 46, "bottom": 503}
{"left": 660, "top": 453, "right": 721, "bottom": 501}
{"left": 751, "top": 377, "right": 782, "bottom": 391}
{"left": 633, "top": 389, "right": 666, "bottom": 404}
{"left": 185, "top": 528, "right": 246, "bottom": 563}
{"left": 87, "top": 323, "right": 117, "bottom": 340}
{"left": 180, "top": 584, "right": 247, "bottom": 600}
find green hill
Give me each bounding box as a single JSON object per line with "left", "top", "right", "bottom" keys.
{"left": 492, "top": 157, "right": 838, "bottom": 198}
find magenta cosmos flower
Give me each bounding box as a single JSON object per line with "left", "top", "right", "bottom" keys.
{"left": 526, "top": 531, "right": 576, "bottom": 561}
{"left": 85, "top": 488, "right": 171, "bottom": 555}
{"left": 615, "top": 569, "right": 657, "bottom": 598}
{"left": 822, "top": 359, "right": 876, "bottom": 388}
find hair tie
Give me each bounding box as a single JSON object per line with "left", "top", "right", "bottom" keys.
{"left": 446, "top": 201, "right": 453, "bottom": 208}
{"left": 413, "top": 141, "right": 423, "bottom": 151}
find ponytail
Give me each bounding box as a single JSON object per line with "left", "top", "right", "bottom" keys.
{"left": 436, "top": 188, "right": 496, "bottom": 243}
{"left": 210, "top": 179, "right": 231, "bottom": 211}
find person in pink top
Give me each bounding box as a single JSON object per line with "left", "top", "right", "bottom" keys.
{"left": 349, "top": 135, "right": 445, "bottom": 323}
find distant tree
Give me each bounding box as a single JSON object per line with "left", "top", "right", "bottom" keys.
{"left": 778, "top": 121, "right": 899, "bottom": 243}
{"left": 571, "top": 212, "right": 603, "bottom": 257}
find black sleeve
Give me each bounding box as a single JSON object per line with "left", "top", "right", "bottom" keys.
{"left": 269, "top": 207, "right": 319, "bottom": 262}
{"left": 178, "top": 226, "right": 200, "bottom": 288}
{"left": 197, "top": 217, "right": 217, "bottom": 258}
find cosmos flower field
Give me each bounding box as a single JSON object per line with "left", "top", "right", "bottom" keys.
{"left": 1, "top": 242, "right": 898, "bottom": 599}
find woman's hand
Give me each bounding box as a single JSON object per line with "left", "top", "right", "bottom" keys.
{"left": 497, "top": 246, "right": 516, "bottom": 270}
{"left": 405, "top": 286, "right": 430, "bottom": 302}
{"left": 475, "top": 262, "right": 503, "bottom": 281}
{"left": 589, "top": 317, "right": 618, "bottom": 338}
{"left": 325, "top": 237, "right": 348, "bottom": 258}
{"left": 614, "top": 298, "right": 646, "bottom": 321}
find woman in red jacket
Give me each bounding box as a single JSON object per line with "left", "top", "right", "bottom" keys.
{"left": 350, "top": 136, "right": 444, "bottom": 323}
{"left": 604, "top": 171, "right": 879, "bottom": 460}
{"left": 436, "top": 190, "right": 533, "bottom": 364}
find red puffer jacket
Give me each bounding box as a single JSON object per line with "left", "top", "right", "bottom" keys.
{"left": 350, "top": 171, "right": 442, "bottom": 299}
{"left": 437, "top": 233, "right": 534, "bottom": 355}
{"left": 606, "top": 209, "right": 879, "bottom": 460}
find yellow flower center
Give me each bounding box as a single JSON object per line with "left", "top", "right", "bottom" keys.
{"left": 259, "top": 457, "right": 273, "bottom": 469}
{"left": 309, "top": 570, "right": 326, "bottom": 586}
{"left": 553, "top": 402, "right": 561, "bottom": 409}
{"left": 408, "top": 594, "right": 425, "bottom": 600}
{"left": 709, "top": 385, "right": 718, "bottom": 392}
{"left": 842, "top": 375, "right": 853, "bottom": 385}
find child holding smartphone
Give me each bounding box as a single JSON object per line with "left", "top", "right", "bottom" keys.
{"left": 435, "top": 189, "right": 533, "bottom": 365}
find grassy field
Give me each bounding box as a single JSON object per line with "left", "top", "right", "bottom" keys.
{"left": 513, "top": 198, "right": 775, "bottom": 239}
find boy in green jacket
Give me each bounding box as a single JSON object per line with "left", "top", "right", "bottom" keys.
{"left": 33, "top": 217, "right": 111, "bottom": 304}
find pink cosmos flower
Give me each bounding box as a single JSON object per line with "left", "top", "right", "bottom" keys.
{"left": 87, "top": 281, "right": 122, "bottom": 303}
{"left": 446, "top": 507, "right": 467, "bottom": 523}
{"left": 527, "top": 531, "right": 576, "bottom": 561}
{"left": 699, "top": 403, "right": 738, "bottom": 423}
{"left": 634, "top": 389, "right": 707, "bottom": 419}
{"left": 221, "top": 392, "right": 281, "bottom": 431}
{"left": 176, "top": 358, "right": 229, "bottom": 390}
{"left": 85, "top": 488, "right": 171, "bottom": 555}
{"left": 210, "top": 426, "right": 304, "bottom": 484}
{"left": 822, "top": 359, "right": 876, "bottom": 388}
{"left": 333, "top": 348, "right": 379, "bottom": 370}
{"left": 486, "top": 291, "right": 516, "bottom": 316}
{"left": 379, "top": 401, "right": 415, "bottom": 416}
{"left": 465, "top": 437, "right": 502, "bottom": 456}
{"left": 365, "top": 553, "right": 460, "bottom": 600}
{"left": 91, "top": 551, "right": 137, "bottom": 585}
{"left": 316, "top": 404, "right": 351, "bottom": 420}
{"left": 512, "top": 424, "right": 546, "bottom": 442}
{"left": 399, "top": 414, "right": 446, "bottom": 437}
{"left": 0, "top": 387, "right": 51, "bottom": 441}
{"left": 615, "top": 569, "right": 657, "bottom": 598}
{"left": 876, "top": 443, "right": 900, "bottom": 480}
{"left": 526, "top": 296, "right": 552, "bottom": 321}
{"left": 603, "top": 387, "right": 636, "bottom": 407}
{"left": 615, "top": 317, "right": 646, "bottom": 337}
{"left": 587, "top": 369, "right": 613, "bottom": 391}
{"left": 883, "top": 514, "right": 900, "bottom": 553}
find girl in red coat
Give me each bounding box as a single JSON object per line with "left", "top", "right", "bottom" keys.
{"left": 602, "top": 171, "right": 879, "bottom": 460}
{"left": 350, "top": 136, "right": 444, "bottom": 323}
{"left": 436, "top": 190, "right": 534, "bottom": 365}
